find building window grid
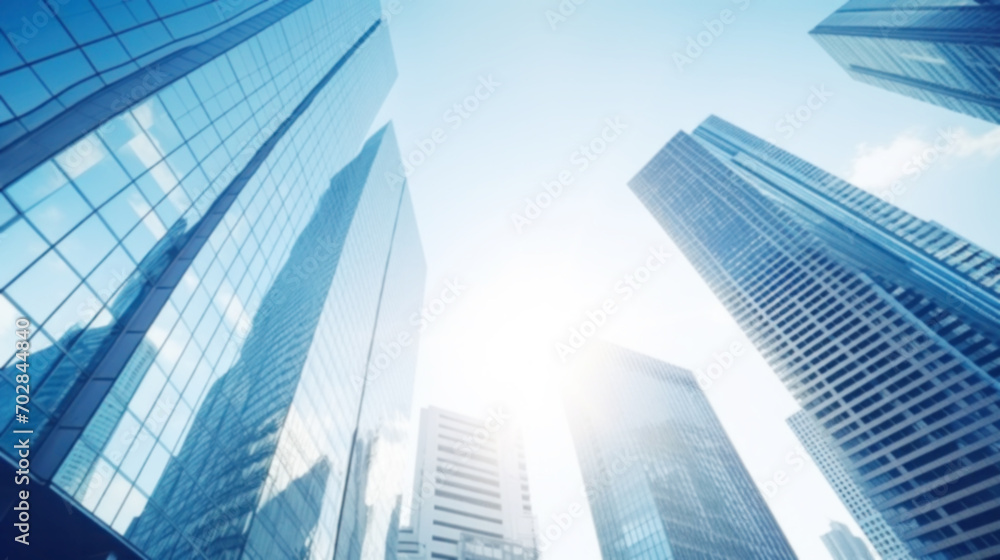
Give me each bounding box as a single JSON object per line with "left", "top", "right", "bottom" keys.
{"left": 40, "top": 33, "right": 388, "bottom": 560}
{"left": 640, "top": 121, "right": 1000, "bottom": 556}
{"left": 0, "top": 6, "right": 367, "bottom": 413}
{"left": 856, "top": 380, "right": 997, "bottom": 486}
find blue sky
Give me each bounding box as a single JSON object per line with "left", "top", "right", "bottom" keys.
{"left": 370, "top": 1, "right": 1000, "bottom": 558}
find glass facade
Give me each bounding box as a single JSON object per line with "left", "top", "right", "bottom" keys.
{"left": 810, "top": 1, "right": 1000, "bottom": 124}
{"left": 629, "top": 115, "right": 1000, "bottom": 559}
{"left": 0, "top": 0, "right": 323, "bottom": 154}
{"left": 562, "top": 342, "right": 797, "bottom": 560}
{"left": 0, "top": 0, "right": 426, "bottom": 558}
{"left": 333, "top": 188, "right": 427, "bottom": 560}
{"left": 788, "top": 410, "right": 915, "bottom": 560}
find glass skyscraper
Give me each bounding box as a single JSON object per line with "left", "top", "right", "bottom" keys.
{"left": 0, "top": 1, "right": 426, "bottom": 558}
{"left": 333, "top": 186, "right": 427, "bottom": 560}
{"left": 562, "top": 341, "right": 798, "bottom": 560}
{"left": 810, "top": 1, "right": 1000, "bottom": 124}
{"left": 629, "top": 115, "right": 1000, "bottom": 559}
{"left": 788, "top": 410, "right": 915, "bottom": 560}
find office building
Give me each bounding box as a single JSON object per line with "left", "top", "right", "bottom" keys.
{"left": 810, "top": 1, "right": 1000, "bottom": 124}
{"left": 397, "top": 406, "right": 537, "bottom": 560}
{"left": 789, "top": 410, "right": 914, "bottom": 560}
{"left": 822, "top": 521, "right": 876, "bottom": 560}
{"left": 629, "top": 115, "right": 1000, "bottom": 559}
{"left": 333, "top": 184, "right": 427, "bottom": 560}
{"left": 562, "top": 342, "right": 797, "bottom": 560}
{"left": 0, "top": 1, "right": 426, "bottom": 558}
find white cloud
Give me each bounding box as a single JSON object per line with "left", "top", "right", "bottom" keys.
{"left": 848, "top": 131, "right": 929, "bottom": 190}
{"left": 847, "top": 126, "right": 1000, "bottom": 191}
{"left": 951, "top": 127, "right": 1000, "bottom": 158}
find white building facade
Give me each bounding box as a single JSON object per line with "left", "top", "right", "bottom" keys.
{"left": 397, "top": 407, "right": 537, "bottom": 560}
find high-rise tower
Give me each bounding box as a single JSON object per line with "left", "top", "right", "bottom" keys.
{"left": 0, "top": 2, "right": 424, "bottom": 557}
{"left": 629, "top": 115, "right": 1000, "bottom": 559}
{"left": 397, "top": 406, "right": 537, "bottom": 560}
{"left": 810, "top": 1, "right": 1000, "bottom": 124}
{"left": 562, "top": 342, "right": 798, "bottom": 560}
{"left": 788, "top": 410, "right": 915, "bottom": 560}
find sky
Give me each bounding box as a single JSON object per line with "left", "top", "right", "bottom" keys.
{"left": 368, "top": 1, "right": 1000, "bottom": 558}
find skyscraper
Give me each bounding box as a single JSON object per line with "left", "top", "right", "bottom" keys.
{"left": 397, "top": 406, "right": 537, "bottom": 560}
{"left": 822, "top": 521, "right": 876, "bottom": 560}
{"left": 333, "top": 186, "right": 427, "bottom": 560}
{"left": 810, "top": 1, "right": 1000, "bottom": 124}
{"left": 0, "top": 1, "right": 426, "bottom": 557}
{"left": 789, "top": 410, "right": 915, "bottom": 560}
{"left": 629, "top": 115, "right": 1000, "bottom": 559}
{"left": 562, "top": 341, "right": 798, "bottom": 560}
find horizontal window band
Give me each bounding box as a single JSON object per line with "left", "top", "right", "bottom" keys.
{"left": 434, "top": 489, "right": 501, "bottom": 510}
{"left": 432, "top": 520, "right": 503, "bottom": 540}
{"left": 434, "top": 505, "right": 503, "bottom": 525}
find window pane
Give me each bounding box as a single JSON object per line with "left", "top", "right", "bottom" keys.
{"left": 0, "top": 218, "right": 49, "bottom": 288}
{"left": 5, "top": 161, "right": 69, "bottom": 211}
{"left": 56, "top": 213, "right": 117, "bottom": 277}
{"left": 57, "top": 136, "right": 131, "bottom": 208}
{"left": 24, "top": 183, "right": 92, "bottom": 243}
{"left": 5, "top": 250, "right": 80, "bottom": 325}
